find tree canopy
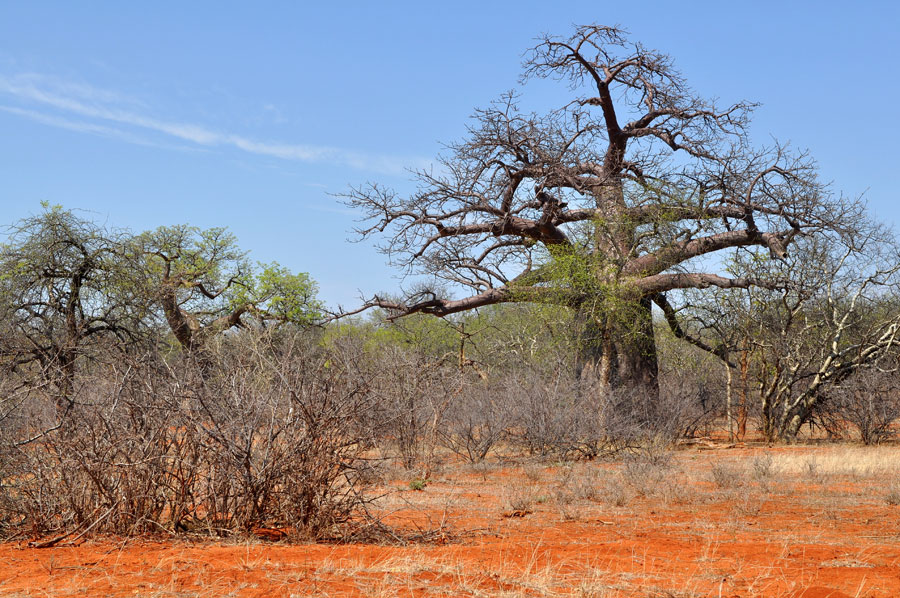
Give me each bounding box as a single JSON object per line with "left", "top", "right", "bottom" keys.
{"left": 0, "top": 206, "right": 323, "bottom": 416}
{"left": 344, "top": 25, "right": 859, "bottom": 398}
{"left": 136, "top": 224, "right": 322, "bottom": 352}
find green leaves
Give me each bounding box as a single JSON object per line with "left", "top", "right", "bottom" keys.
{"left": 248, "top": 263, "right": 322, "bottom": 325}
{"left": 1, "top": 207, "right": 324, "bottom": 357}
{"left": 137, "top": 223, "right": 322, "bottom": 350}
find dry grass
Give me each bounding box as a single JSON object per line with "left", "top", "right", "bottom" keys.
{"left": 4, "top": 445, "right": 900, "bottom": 597}
{"left": 767, "top": 445, "right": 900, "bottom": 477}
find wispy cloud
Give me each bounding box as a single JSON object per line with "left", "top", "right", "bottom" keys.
{"left": 306, "top": 202, "right": 358, "bottom": 216}
{"left": 0, "top": 104, "right": 142, "bottom": 141}
{"left": 0, "top": 73, "right": 426, "bottom": 175}
{"left": 0, "top": 104, "right": 205, "bottom": 153}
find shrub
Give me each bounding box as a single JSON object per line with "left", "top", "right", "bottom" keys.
{"left": 751, "top": 454, "right": 775, "bottom": 480}
{"left": 0, "top": 329, "right": 379, "bottom": 542}
{"left": 886, "top": 482, "right": 900, "bottom": 506}
{"left": 710, "top": 462, "right": 746, "bottom": 490}
{"left": 819, "top": 369, "right": 900, "bottom": 445}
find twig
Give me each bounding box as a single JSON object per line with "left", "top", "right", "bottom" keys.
{"left": 28, "top": 501, "right": 120, "bottom": 548}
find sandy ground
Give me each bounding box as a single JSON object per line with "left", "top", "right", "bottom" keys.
{"left": 2, "top": 444, "right": 899, "bottom": 597}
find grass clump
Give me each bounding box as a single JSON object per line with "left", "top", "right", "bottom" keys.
{"left": 408, "top": 478, "right": 428, "bottom": 491}
{"left": 710, "top": 462, "right": 745, "bottom": 490}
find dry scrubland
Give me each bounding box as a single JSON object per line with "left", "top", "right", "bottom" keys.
{"left": 2, "top": 443, "right": 900, "bottom": 598}
{"left": 4, "top": 24, "right": 900, "bottom": 597}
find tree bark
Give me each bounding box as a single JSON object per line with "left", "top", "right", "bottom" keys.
{"left": 576, "top": 295, "right": 660, "bottom": 422}
{"left": 725, "top": 355, "right": 734, "bottom": 442}
{"left": 160, "top": 285, "right": 199, "bottom": 351}
{"left": 601, "top": 295, "right": 658, "bottom": 392}
{"left": 737, "top": 341, "right": 749, "bottom": 441}
{"left": 783, "top": 410, "right": 808, "bottom": 440}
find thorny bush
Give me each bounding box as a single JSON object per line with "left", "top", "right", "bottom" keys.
{"left": 0, "top": 329, "right": 379, "bottom": 542}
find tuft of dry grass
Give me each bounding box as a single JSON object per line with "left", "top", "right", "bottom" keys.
{"left": 767, "top": 446, "right": 900, "bottom": 478}
{"left": 501, "top": 484, "right": 540, "bottom": 515}
{"left": 620, "top": 457, "right": 674, "bottom": 498}
{"left": 750, "top": 454, "right": 776, "bottom": 480}
{"left": 886, "top": 481, "right": 900, "bottom": 506}
{"left": 710, "top": 462, "right": 746, "bottom": 490}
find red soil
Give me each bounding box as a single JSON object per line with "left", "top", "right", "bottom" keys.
{"left": 2, "top": 445, "right": 898, "bottom": 597}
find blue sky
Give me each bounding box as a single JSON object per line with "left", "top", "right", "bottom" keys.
{"left": 1, "top": 2, "right": 898, "bottom": 309}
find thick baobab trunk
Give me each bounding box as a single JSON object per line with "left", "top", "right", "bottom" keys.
{"left": 598, "top": 295, "right": 659, "bottom": 392}
{"left": 576, "top": 295, "right": 660, "bottom": 423}
{"left": 581, "top": 178, "right": 660, "bottom": 407}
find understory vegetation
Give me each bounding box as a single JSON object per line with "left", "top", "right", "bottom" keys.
{"left": 3, "top": 23, "right": 900, "bottom": 545}
{"left": 1, "top": 295, "right": 898, "bottom": 542}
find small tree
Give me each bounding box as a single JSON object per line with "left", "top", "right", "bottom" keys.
{"left": 135, "top": 224, "right": 322, "bottom": 353}
{"left": 0, "top": 205, "right": 138, "bottom": 419}
{"left": 819, "top": 367, "right": 900, "bottom": 444}
{"left": 683, "top": 226, "right": 900, "bottom": 441}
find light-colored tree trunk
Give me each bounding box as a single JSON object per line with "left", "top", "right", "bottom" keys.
{"left": 725, "top": 355, "right": 734, "bottom": 442}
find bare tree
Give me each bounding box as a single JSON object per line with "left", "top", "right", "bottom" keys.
{"left": 679, "top": 225, "right": 900, "bottom": 441}
{"left": 818, "top": 367, "right": 900, "bottom": 445}
{"left": 745, "top": 232, "right": 900, "bottom": 440}
{"left": 344, "top": 25, "right": 850, "bottom": 403}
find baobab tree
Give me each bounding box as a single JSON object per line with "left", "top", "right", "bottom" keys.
{"left": 345, "top": 25, "right": 857, "bottom": 403}
{"left": 135, "top": 225, "right": 322, "bottom": 354}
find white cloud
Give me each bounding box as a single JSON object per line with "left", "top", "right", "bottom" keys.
{"left": 0, "top": 104, "right": 136, "bottom": 139}
{"left": 0, "top": 73, "right": 426, "bottom": 175}
{"left": 0, "top": 104, "right": 196, "bottom": 152}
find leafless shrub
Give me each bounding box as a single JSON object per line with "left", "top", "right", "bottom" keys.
{"left": 732, "top": 495, "right": 764, "bottom": 518}
{"left": 438, "top": 377, "right": 511, "bottom": 463}
{"left": 803, "top": 457, "right": 824, "bottom": 484}
{"left": 657, "top": 361, "right": 725, "bottom": 439}
{"left": 710, "top": 462, "right": 746, "bottom": 490}
{"left": 522, "top": 462, "right": 545, "bottom": 482}
{"left": 553, "top": 465, "right": 602, "bottom": 502}
{"left": 751, "top": 455, "right": 775, "bottom": 480}
{"left": 597, "top": 475, "right": 630, "bottom": 507}
{"left": 187, "top": 331, "right": 378, "bottom": 539}
{"left": 503, "top": 369, "right": 656, "bottom": 460}
{"left": 501, "top": 485, "right": 539, "bottom": 514}
{"left": 886, "top": 481, "right": 900, "bottom": 506}
{"left": 365, "top": 344, "right": 458, "bottom": 472}
{"left": 749, "top": 454, "right": 779, "bottom": 493}
{"left": 819, "top": 368, "right": 900, "bottom": 445}
{"left": 568, "top": 468, "right": 602, "bottom": 502}
{"left": 656, "top": 477, "right": 696, "bottom": 506}
{"left": 434, "top": 334, "right": 707, "bottom": 463}
{"left": 0, "top": 328, "right": 380, "bottom": 542}
{"left": 0, "top": 351, "right": 190, "bottom": 541}
{"left": 548, "top": 466, "right": 590, "bottom": 520}
{"left": 620, "top": 452, "right": 674, "bottom": 498}
{"left": 504, "top": 369, "right": 586, "bottom": 457}
{"left": 554, "top": 498, "right": 581, "bottom": 521}
{"left": 628, "top": 434, "right": 675, "bottom": 467}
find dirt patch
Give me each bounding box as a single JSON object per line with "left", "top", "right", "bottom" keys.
{"left": 2, "top": 444, "right": 899, "bottom": 597}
